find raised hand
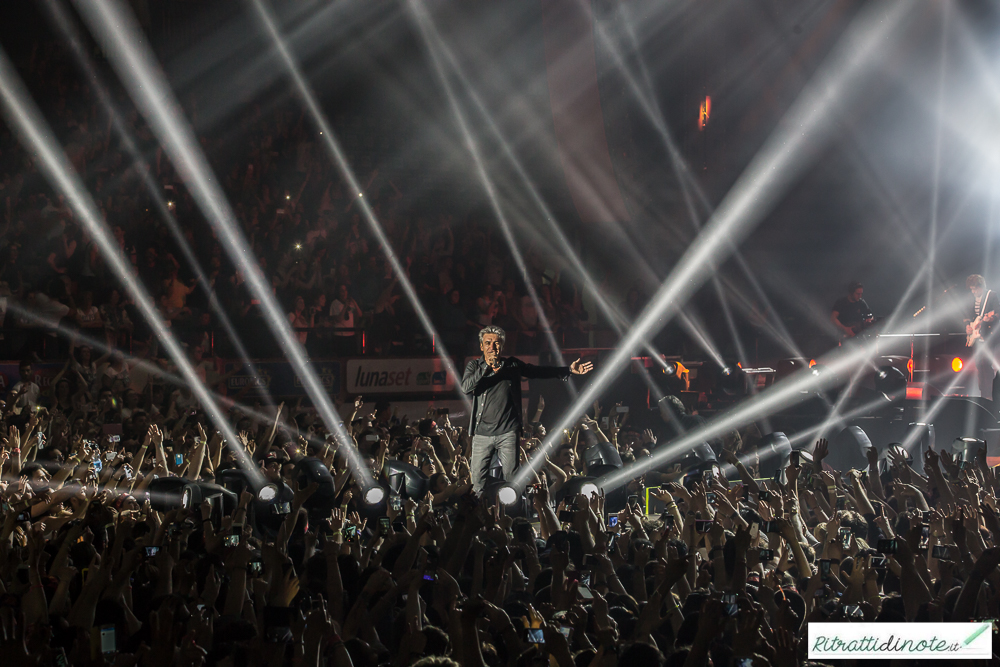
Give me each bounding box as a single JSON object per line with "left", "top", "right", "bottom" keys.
{"left": 813, "top": 438, "right": 829, "bottom": 464}
{"left": 148, "top": 425, "right": 163, "bottom": 448}
{"left": 772, "top": 627, "right": 799, "bottom": 665}
{"left": 925, "top": 447, "right": 940, "bottom": 471}
{"left": 569, "top": 359, "right": 594, "bottom": 375}
{"left": 866, "top": 446, "right": 879, "bottom": 469}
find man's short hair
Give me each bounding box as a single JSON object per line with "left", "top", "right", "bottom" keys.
{"left": 478, "top": 325, "right": 506, "bottom": 348}
{"left": 967, "top": 274, "right": 986, "bottom": 289}
{"left": 847, "top": 281, "right": 863, "bottom": 293}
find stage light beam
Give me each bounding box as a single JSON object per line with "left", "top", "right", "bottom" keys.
{"left": 71, "top": 0, "right": 373, "bottom": 484}
{"left": 245, "top": 0, "right": 472, "bottom": 414}
{"left": 408, "top": 2, "right": 723, "bottom": 376}
{"left": 599, "top": 300, "right": 964, "bottom": 492}
{"left": 408, "top": 0, "right": 571, "bottom": 379}
{"left": 513, "top": 0, "right": 909, "bottom": 488}
{"left": 0, "top": 44, "right": 260, "bottom": 484}
{"left": 42, "top": 0, "right": 277, "bottom": 415}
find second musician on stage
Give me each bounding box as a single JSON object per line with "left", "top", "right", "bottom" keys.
{"left": 965, "top": 274, "right": 1000, "bottom": 402}
{"left": 831, "top": 281, "right": 873, "bottom": 340}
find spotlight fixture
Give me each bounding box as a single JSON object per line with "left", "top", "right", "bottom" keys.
{"left": 829, "top": 426, "right": 873, "bottom": 473}
{"left": 147, "top": 478, "right": 236, "bottom": 521}
{"left": 363, "top": 486, "right": 386, "bottom": 506}
{"left": 905, "top": 422, "right": 935, "bottom": 474}
{"left": 146, "top": 477, "right": 189, "bottom": 512}
{"left": 482, "top": 480, "right": 528, "bottom": 517}
{"left": 217, "top": 468, "right": 279, "bottom": 503}
{"left": 252, "top": 482, "right": 294, "bottom": 538}
{"left": 757, "top": 432, "right": 792, "bottom": 480}
{"left": 497, "top": 484, "right": 519, "bottom": 506}
{"left": 556, "top": 476, "right": 603, "bottom": 504}
{"left": 885, "top": 442, "right": 913, "bottom": 464}
{"left": 384, "top": 459, "right": 429, "bottom": 500}
{"left": 952, "top": 437, "right": 984, "bottom": 462}
{"left": 874, "top": 365, "right": 906, "bottom": 400}
{"left": 718, "top": 362, "right": 748, "bottom": 396}
{"left": 294, "top": 457, "right": 339, "bottom": 510}
{"left": 582, "top": 435, "right": 623, "bottom": 479}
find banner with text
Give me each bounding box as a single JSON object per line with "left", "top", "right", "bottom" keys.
{"left": 346, "top": 358, "right": 456, "bottom": 394}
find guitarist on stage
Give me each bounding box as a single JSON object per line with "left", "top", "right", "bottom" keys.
{"left": 965, "top": 274, "right": 1000, "bottom": 402}
{"left": 831, "top": 281, "right": 873, "bottom": 341}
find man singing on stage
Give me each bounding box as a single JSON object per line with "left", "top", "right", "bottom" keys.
{"left": 965, "top": 274, "right": 1000, "bottom": 402}
{"left": 462, "top": 325, "right": 593, "bottom": 494}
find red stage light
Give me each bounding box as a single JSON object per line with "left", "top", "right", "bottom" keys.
{"left": 808, "top": 359, "right": 817, "bottom": 368}
{"left": 698, "top": 96, "right": 711, "bottom": 130}
{"left": 952, "top": 357, "right": 963, "bottom": 372}
{"left": 905, "top": 385, "right": 923, "bottom": 400}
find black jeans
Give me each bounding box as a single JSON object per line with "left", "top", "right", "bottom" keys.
{"left": 973, "top": 341, "right": 998, "bottom": 402}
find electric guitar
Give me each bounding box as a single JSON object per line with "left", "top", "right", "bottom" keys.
{"left": 848, "top": 313, "right": 875, "bottom": 336}
{"left": 967, "top": 310, "right": 996, "bottom": 346}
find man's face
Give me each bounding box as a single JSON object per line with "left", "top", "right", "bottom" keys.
{"left": 481, "top": 333, "right": 503, "bottom": 363}
{"left": 19, "top": 364, "right": 30, "bottom": 382}
{"left": 554, "top": 447, "right": 575, "bottom": 468}
{"left": 263, "top": 458, "right": 282, "bottom": 481}
{"left": 972, "top": 285, "right": 985, "bottom": 299}
{"left": 850, "top": 288, "right": 863, "bottom": 302}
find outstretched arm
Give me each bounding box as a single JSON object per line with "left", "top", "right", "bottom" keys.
{"left": 518, "top": 357, "right": 592, "bottom": 380}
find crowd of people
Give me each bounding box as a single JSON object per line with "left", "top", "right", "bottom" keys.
{"left": 0, "top": 33, "right": 601, "bottom": 364}
{"left": 0, "top": 344, "right": 995, "bottom": 666}
{"left": 0, "top": 22, "right": 997, "bottom": 667}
